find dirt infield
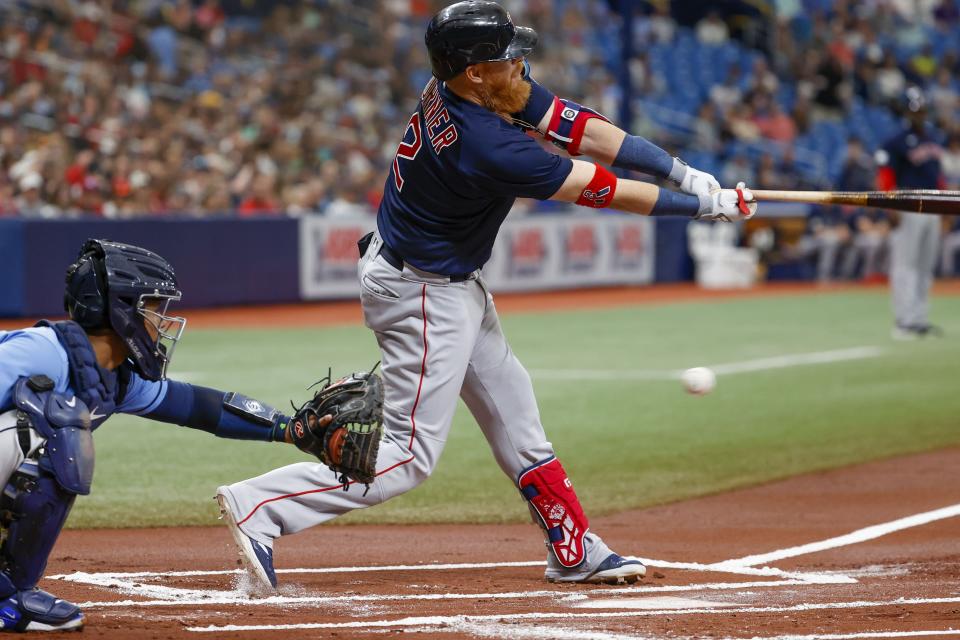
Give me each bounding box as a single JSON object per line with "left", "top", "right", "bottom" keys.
{"left": 46, "top": 447, "right": 960, "bottom": 639}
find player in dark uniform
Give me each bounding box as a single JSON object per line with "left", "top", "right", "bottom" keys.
{"left": 216, "top": 0, "right": 757, "bottom": 589}
{"left": 876, "top": 87, "right": 945, "bottom": 338}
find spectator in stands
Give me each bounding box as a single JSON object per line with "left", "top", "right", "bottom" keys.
{"left": 874, "top": 52, "right": 908, "bottom": 105}
{"left": 647, "top": 3, "right": 677, "bottom": 44}
{"left": 934, "top": 0, "right": 960, "bottom": 27}
{"left": 753, "top": 99, "right": 797, "bottom": 143}
{"left": 237, "top": 173, "right": 279, "bottom": 217}
{"left": 693, "top": 102, "right": 722, "bottom": 153}
{"left": 940, "top": 133, "right": 960, "bottom": 187}
{"left": 756, "top": 153, "right": 788, "bottom": 189}
{"left": 710, "top": 65, "right": 740, "bottom": 106}
{"left": 696, "top": 11, "right": 730, "bottom": 46}
{"left": 836, "top": 139, "right": 888, "bottom": 281}
{"left": 908, "top": 44, "right": 938, "bottom": 83}
{"left": 14, "top": 172, "right": 58, "bottom": 218}
{"left": 941, "top": 218, "right": 960, "bottom": 276}
{"left": 793, "top": 206, "right": 853, "bottom": 283}
{"left": 928, "top": 68, "right": 958, "bottom": 127}
{"left": 813, "top": 52, "right": 850, "bottom": 119}
{"left": 721, "top": 154, "right": 756, "bottom": 188}
{"left": 723, "top": 103, "right": 761, "bottom": 142}
{"left": 744, "top": 57, "right": 779, "bottom": 96}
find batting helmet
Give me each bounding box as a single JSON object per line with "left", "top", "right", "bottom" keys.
{"left": 425, "top": 1, "right": 538, "bottom": 81}
{"left": 64, "top": 239, "right": 185, "bottom": 381}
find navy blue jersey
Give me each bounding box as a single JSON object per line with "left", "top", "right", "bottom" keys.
{"left": 882, "top": 126, "right": 944, "bottom": 189}
{"left": 377, "top": 75, "right": 573, "bottom": 274}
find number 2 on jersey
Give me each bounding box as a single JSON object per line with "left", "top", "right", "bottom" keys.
{"left": 392, "top": 112, "right": 422, "bottom": 192}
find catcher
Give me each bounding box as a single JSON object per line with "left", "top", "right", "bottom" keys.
{"left": 0, "top": 239, "right": 375, "bottom": 631}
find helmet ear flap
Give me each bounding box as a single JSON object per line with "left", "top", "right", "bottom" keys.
{"left": 64, "top": 244, "right": 109, "bottom": 331}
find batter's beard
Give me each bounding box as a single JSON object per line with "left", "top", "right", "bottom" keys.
{"left": 478, "top": 77, "right": 532, "bottom": 117}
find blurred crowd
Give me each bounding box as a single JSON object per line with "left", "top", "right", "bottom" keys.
{"left": 1, "top": 0, "right": 959, "bottom": 276}
{"left": 0, "top": 0, "right": 613, "bottom": 218}
{"left": 628, "top": 0, "right": 960, "bottom": 281}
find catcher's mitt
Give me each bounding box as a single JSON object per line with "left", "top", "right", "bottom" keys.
{"left": 289, "top": 369, "right": 384, "bottom": 492}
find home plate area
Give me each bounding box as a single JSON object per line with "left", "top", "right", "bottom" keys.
{"left": 43, "top": 450, "right": 960, "bottom": 639}
{"left": 47, "top": 541, "right": 960, "bottom": 639}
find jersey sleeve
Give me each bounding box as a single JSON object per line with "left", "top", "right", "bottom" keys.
{"left": 0, "top": 331, "right": 70, "bottom": 410}
{"left": 117, "top": 372, "right": 168, "bottom": 415}
{"left": 467, "top": 126, "right": 574, "bottom": 200}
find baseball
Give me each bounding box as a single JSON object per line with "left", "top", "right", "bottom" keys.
{"left": 681, "top": 367, "right": 716, "bottom": 395}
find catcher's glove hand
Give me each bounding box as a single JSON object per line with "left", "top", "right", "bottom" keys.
{"left": 289, "top": 369, "right": 384, "bottom": 492}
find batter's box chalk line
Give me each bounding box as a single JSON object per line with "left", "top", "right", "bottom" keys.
{"left": 48, "top": 501, "right": 960, "bottom": 610}
{"left": 185, "top": 597, "right": 960, "bottom": 633}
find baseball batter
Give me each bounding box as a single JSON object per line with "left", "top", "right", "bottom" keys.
{"left": 217, "top": 0, "right": 757, "bottom": 588}
{"left": 0, "top": 240, "right": 322, "bottom": 632}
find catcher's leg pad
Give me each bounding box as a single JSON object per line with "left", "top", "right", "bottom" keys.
{"left": 0, "top": 460, "right": 76, "bottom": 596}
{"left": 518, "top": 456, "right": 589, "bottom": 568}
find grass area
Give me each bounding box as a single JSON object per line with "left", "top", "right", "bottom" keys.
{"left": 69, "top": 289, "right": 960, "bottom": 528}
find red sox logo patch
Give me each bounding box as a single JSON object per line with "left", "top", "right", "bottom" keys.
{"left": 581, "top": 185, "right": 611, "bottom": 206}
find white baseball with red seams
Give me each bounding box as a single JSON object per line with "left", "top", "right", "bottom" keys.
{"left": 681, "top": 367, "right": 716, "bottom": 395}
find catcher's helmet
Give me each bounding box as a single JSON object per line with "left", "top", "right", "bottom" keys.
{"left": 64, "top": 239, "right": 185, "bottom": 381}
{"left": 425, "top": 1, "right": 538, "bottom": 81}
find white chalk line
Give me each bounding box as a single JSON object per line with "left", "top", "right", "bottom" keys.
{"left": 73, "top": 579, "right": 815, "bottom": 609}
{"left": 186, "top": 595, "right": 960, "bottom": 632}
{"left": 449, "top": 621, "right": 652, "bottom": 640}
{"left": 50, "top": 558, "right": 851, "bottom": 608}
{"left": 456, "top": 626, "right": 960, "bottom": 640}
{"left": 714, "top": 502, "right": 960, "bottom": 570}
{"left": 729, "top": 631, "right": 960, "bottom": 640}
{"left": 49, "top": 560, "right": 545, "bottom": 580}
{"left": 528, "top": 346, "right": 883, "bottom": 381}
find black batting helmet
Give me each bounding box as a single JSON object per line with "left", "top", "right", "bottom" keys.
{"left": 425, "top": 1, "right": 538, "bottom": 81}
{"left": 64, "top": 239, "right": 185, "bottom": 381}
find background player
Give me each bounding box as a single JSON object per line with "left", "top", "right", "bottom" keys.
{"left": 0, "top": 239, "right": 328, "bottom": 631}
{"left": 877, "top": 87, "right": 945, "bottom": 339}
{"left": 216, "top": 0, "right": 757, "bottom": 589}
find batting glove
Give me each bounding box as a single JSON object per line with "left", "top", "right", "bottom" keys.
{"left": 668, "top": 157, "right": 721, "bottom": 200}
{"left": 696, "top": 181, "right": 758, "bottom": 222}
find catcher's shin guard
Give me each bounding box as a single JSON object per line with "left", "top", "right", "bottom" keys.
{"left": 0, "top": 461, "right": 76, "bottom": 596}
{"left": 518, "top": 456, "right": 588, "bottom": 568}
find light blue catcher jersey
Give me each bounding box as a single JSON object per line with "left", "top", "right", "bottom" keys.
{"left": 0, "top": 327, "right": 168, "bottom": 420}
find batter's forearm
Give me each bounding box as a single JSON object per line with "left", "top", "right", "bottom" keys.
{"left": 612, "top": 180, "right": 702, "bottom": 217}
{"left": 577, "top": 118, "right": 627, "bottom": 165}
{"left": 552, "top": 160, "right": 703, "bottom": 217}
{"left": 579, "top": 118, "right": 677, "bottom": 179}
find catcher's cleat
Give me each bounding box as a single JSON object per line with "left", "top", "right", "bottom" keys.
{"left": 544, "top": 533, "right": 646, "bottom": 585}
{"left": 0, "top": 589, "right": 84, "bottom": 632}
{"left": 216, "top": 491, "right": 277, "bottom": 590}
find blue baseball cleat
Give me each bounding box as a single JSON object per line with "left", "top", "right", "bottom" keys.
{"left": 0, "top": 589, "right": 83, "bottom": 632}
{"left": 216, "top": 490, "right": 277, "bottom": 590}
{"left": 544, "top": 533, "right": 646, "bottom": 585}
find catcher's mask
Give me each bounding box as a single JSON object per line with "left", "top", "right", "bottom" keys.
{"left": 64, "top": 239, "right": 186, "bottom": 381}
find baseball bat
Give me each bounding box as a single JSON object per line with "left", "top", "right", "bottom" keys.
{"left": 750, "top": 189, "right": 960, "bottom": 215}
